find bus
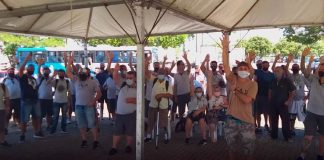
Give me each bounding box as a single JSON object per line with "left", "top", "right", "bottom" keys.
{"left": 16, "top": 46, "right": 157, "bottom": 75}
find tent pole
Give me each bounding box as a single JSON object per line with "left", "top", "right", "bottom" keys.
{"left": 135, "top": 3, "right": 145, "bottom": 160}
{"left": 83, "top": 39, "right": 89, "bottom": 68}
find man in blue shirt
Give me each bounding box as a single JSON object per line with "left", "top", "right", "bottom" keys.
{"left": 96, "top": 63, "right": 110, "bottom": 120}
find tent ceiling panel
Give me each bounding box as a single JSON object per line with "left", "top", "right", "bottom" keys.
{"left": 0, "top": 15, "right": 40, "bottom": 31}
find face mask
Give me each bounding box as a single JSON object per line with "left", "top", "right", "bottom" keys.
{"left": 157, "top": 75, "right": 164, "bottom": 80}
{"left": 44, "top": 73, "right": 49, "bottom": 77}
{"left": 27, "top": 70, "right": 34, "bottom": 75}
{"left": 100, "top": 67, "right": 105, "bottom": 71}
{"left": 237, "top": 71, "right": 250, "bottom": 79}
{"left": 262, "top": 67, "right": 268, "bottom": 71}
{"left": 292, "top": 69, "right": 299, "bottom": 74}
{"left": 126, "top": 79, "right": 134, "bottom": 86}
{"left": 8, "top": 73, "right": 15, "bottom": 78}
{"left": 196, "top": 93, "right": 202, "bottom": 97}
{"left": 257, "top": 64, "right": 262, "bottom": 70}
{"left": 214, "top": 91, "right": 221, "bottom": 97}
{"left": 211, "top": 67, "right": 217, "bottom": 71}
{"left": 59, "top": 76, "right": 65, "bottom": 79}
{"left": 79, "top": 74, "right": 87, "bottom": 81}
{"left": 275, "top": 73, "right": 283, "bottom": 79}
{"left": 154, "top": 67, "right": 159, "bottom": 72}
{"left": 319, "top": 71, "right": 324, "bottom": 78}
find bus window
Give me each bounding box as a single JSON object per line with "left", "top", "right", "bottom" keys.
{"left": 48, "top": 51, "right": 58, "bottom": 63}
{"left": 95, "top": 51, "right": 107, "bottom": 63}
{"left": 57, "top": 52, "right": 65, "bottom": 63}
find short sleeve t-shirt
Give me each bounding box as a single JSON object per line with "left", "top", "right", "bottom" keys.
{"left": 96, "top": 71, "right": 109, "bottom": 87}
{"left": 255, "top": 69, "right": 275, "bottom": 96}
{"left": 116, "top": 86, "right": 137, "bottom": 115}
{"left": 0, "top": 85, "right": 9, "bottom": 110}
{"left": 3, "top": 77, "right": 21, "bottom": 99}
{"left": 104, "top": 77, "right": 117, "bottom": 99}
{"left": 149, "top": 80, "right": 173, "bottom": 109}
{"left": 269, "top": 78, "right": 296, "bottom": 106}
{"left": 53, "top": 79, "right": 70, "bottom": 103}
{"left": 187, "top": 96, "right": 208, "bottom": 113}
{"left": 19, "top": 74, "right": 38, "bottom": 100}
{"left": 174, "top": 71, "right": 190, "bottom": 95}
{"left": 288, "top": 73, "right": 307, "bottom": 100}
{"left": 37, "top": 77, "right": 54, "bottom": 100}
{"left": 145, "top": 73, "right": 156, "bottom": 101}
{"left": 306, "top": 75, "right": 324, "bottom": 116}
{"left": 73, "top": 77, "right": 100, "bottom": 106}
{"left": 226, "top": 73, "right": 258, "bottom": 124}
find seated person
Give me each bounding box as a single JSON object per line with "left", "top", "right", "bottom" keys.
{"left": 185, "top": 85, "right": 208, "bottom": 145}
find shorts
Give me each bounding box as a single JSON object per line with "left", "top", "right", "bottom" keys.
{"left": 304, "top": 111, "right": 324, "bottom": 136}
{"left": 21, "top": 99, "right": 41, "bottom": 124}
{"left": 0, "top": 110, "right": 5, "bottom": 133}
{"left": 206, "top": 110, "right": 220, "bottom": 125}
{"left": 8, "top": 98, "right": 21, "bottom": 121}
{"left": 147, "top": 108, "right": 169, "bottom": 132}
{"left": 107, "top": 99, "right": 117, "bottom": 113}
{"left": 114, "top": 112, "right": 136, "bottom": 136}
{"left": 39, "top": 99, "right": 53, "bottom": 118}
{"left": 187, "top": 111, "right": 206, "bottom": 122}
{"left": 254, "top": 95, "right": 270, "bottom": 115}
{"left": 98, "top": 89, "right": 108, "bottom": 103}
{"left": 75, "top": 105, "right": 96, "bottom": 129}
{"left": 224, "top": 117, "right": 256, "bottom": 155}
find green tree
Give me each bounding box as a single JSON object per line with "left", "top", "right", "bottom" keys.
{"left": 88, "top": 34, "right": 188, "bottom": 48}
{"left": 238, "top": 36, "right": 273, "bottom": 57}
{"left": 273, "top": 39, "right": 303, "bottom": 57}
{"left": 283, "top": 26, "right": 324, "bottom": 45}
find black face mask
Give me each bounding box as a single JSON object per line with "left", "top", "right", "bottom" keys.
{"left": 44, "top": 73, "right": 49, "bottom": 77}
{"left": 100, "top": 67, "right": 105, "bottom": 71}
{"left": 79, "top": 74, "right": 87, "bottom": 81}
{"left": 262, "top": 67, "right": 268, "bottom": 71}
{"left": 8, "top": 73, "right": 15, "bottom": 78}
{"left": 292, "top": 69, "right": 299, "bottom": 74}
{"left": 319, "top": 71, "right": 324, "bottom": 78}
{"left": 153, "top": 67, "right": 159, "bottom": 72}
{"left": 211, "top": 67, "right": 217, "bottom": 71}
{"left": 27, "top": 70, "right": 34, "bottom": 75}
{"left": 257, "top": 64, "right": 262, "bottom": 70}
{"left": 59, "top": 76, "right": 65, "bottom": 79}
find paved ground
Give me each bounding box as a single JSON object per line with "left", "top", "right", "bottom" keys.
{"left": 0, "top": 116, "right": 319, "bottom": 160}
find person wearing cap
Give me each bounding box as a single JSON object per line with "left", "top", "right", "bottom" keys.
{"left": 18, "top": 53, "right": 43, "bottom": 141}
{"left": 66, "top": 55, "right": 102, "bottom": 149}
{"left": 3, "top": 67, "right": 21, "bottom": 134}
{"left": 37, "top": 63, "right": 54, "bottom": 133}
{"left": 296, "top": 49, "right": 324, "bottom": 160}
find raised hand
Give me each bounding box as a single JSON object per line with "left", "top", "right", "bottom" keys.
{"left": 309, "top": 54, "right": 315, "bottom": 64}
{"left": 163, "top": 55, "right": 168, "bottom": 62}
{"left": 115, "top": 63, "right": 120, "bottom": 71}
{"left": 274, "top": 54, "right": 280, "bottom": 61}
{"left": 182, "top": 51, "right": 188, "bottom": 60}
{"left": 302, "top": 48, "right": 311, "bottom": 57}
{"left": 204, "top": 54, "right": 210, "bottom": 62}
{"left": 247, "top": 52, "right": 256, "bottom": 62}
{"left": 221, "top": 32, "right": 230, "bottom": 50}
{"left": 25, "top": 53, "right": 32, "bottom": 61}
{"left": 287, "top": 53, "right": 294, "bottom": 62}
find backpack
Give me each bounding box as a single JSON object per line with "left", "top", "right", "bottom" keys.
{"left": 54, "top": 79, "right": 70, "bottom": 90}
{"left": 2, "top": 76, "right": 19, "bottom": 84}
{"left": 175, "top": 117, "right": 186, "bottom": 132}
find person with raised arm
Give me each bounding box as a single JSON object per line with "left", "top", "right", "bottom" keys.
{"left": 18, "top": 53, "right": 43, "bottom": 141}
{"left": 221, "top": 32, "right": 258, "bottom": 160}
{"left": 296, "top": 49, "right": 324, "bottom": 160}
{"left": 66, "top": 54, "right": 102, "bottom": 149}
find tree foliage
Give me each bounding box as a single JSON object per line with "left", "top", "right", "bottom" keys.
{"left": 238, "top": 36, "right": 273, "bottom": 57}
{"left": 88, "top": 34, "right": 188, "bottom": 48}
{"left": 273, "top": 39, "right": 303, "bottom": 57}
{"left": 283, "top": 26, "right": 324, "bottom": 45}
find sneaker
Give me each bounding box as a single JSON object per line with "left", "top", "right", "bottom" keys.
{"left": 144, "top": 138, "right": 152, "bottom": 143}
{"left": 264, "top": 124, "right": 270, "bottom": 131}
{"left": 33, "top": 132, "right": 45, "bottom": 139}
{"left": 80, "top": 140, "right": 88, "bottom": 148}
{"left": 125, "top": 146, "right": 132, "bottom": 153}
{"left": 92, "top": 141, "right": 99, "bottom": 149}
{"left": 109, "top": 148, "right": 118, "bottom": 155}
{"left": 60, "top": 129, "right": 68, "bottom": 134}
{"left": 20, "top": 134, "right": 25, "bottom": 142}
{"left": 255, "top": 127, "right": 262, "bottom": 134}
{"left": 317, "top": 155, "right": 324, "bottom": 160}
{"left": 185, "top": 138, "right": 190, "bottom": 144}
{"left": 164, "top": 139, "right": 169, "bottom": 144}
{"left": 49, "top": 130, "right": 56, "bottom": 135}
{"left": 198, "top": 139, "right": 207, "bottom": 146}
{"left": 286, "top": 138, "right": 294, "bottom": 143}
{"left": 0, "top": 141, "right": 11, "bottom": 147}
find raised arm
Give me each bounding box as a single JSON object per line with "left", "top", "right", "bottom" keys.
{"left": 170, "top": 60, "right": 176, "bottom": 73}
{"left": 162, "top": 55, "right": 167, "bottom": 69}
{"left": 144, "top": 56, "right": 151, "bottom": 81}
{"left": 189, "top": 75, "right": 195, "bottom": 97}
{"left": 300, "top": 48, "right": 312, "bottom": 78}
{"left": 200, "top": 54, "right": 210, "bottom": 75}
{"left": 113, "top": 63, "right": 121, "bottom": 86}
{"left": 285, "top": 53, "right": 294, "bottom": 73}
{"left": 207, "top": 70, "right": 213, "bottom": 98}
{"left": 66, "top": 54, "right": 74, "bottom": 80}
{"left": 19, "top": 53, "right": 32, "bottom": 78}
{"left": 246, "top": 52, "right": 256, "bottom": 75}
{"left": 183, "top": 52, "right": 191, "bottom": 73}
{"left": 106, "top": 51, "right": 114, "bottom": 72}
{"left": 37, "top": 59, "right": 45, "bottom": 79}
{"left": 272, "top": 54, "right": 280, "bottom": 72}
{"left": 128, "top": 52, "right": 135, "bottom": 72}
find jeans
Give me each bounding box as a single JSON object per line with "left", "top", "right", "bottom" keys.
{"left": 51, "top": 102, "right": 68, "bottom": 132}
{"left": 75, "top": 105, "right": 96, "bottom": 129}
{"left": 21, "top": 99, "right": 40, "bottom": 124}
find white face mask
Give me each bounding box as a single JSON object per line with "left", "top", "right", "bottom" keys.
{"left": 157, "top": 75, "right": 165, "bottom": 80}
{"left": 126, "top": 79, "right": 134, "bottom": 86}
{"left": 237, "top": 71, "right": 250, "bottom": 79}
{"left": 196, "top": 93, "right": 203, "bottom": 97}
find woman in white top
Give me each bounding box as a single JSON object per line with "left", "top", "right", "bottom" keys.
{"left": 206, "top": 70, "right": 228, "bottom": 143}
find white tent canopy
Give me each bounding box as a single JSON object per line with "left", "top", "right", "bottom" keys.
{"left": 0, "top": 0, "right": 323, "bottom": 39}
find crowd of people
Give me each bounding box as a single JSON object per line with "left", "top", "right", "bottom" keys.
{"left": 0, "top": 33, "right": 323, "bottom": 160}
